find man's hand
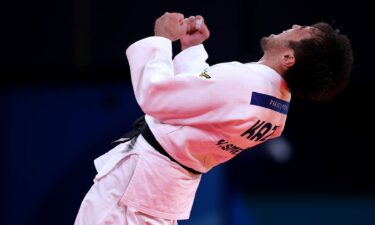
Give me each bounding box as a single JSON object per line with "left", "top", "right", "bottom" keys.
{"left": 154, "top": 12, "right": 187, "bottom": 41}
{"left": 180, "top": 15, "right": 210, "bottom": 50}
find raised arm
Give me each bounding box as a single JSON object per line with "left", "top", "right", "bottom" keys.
{"left": 173, "top": 15, "right": 211, "bottom": 75}
{"left": 126, "top": 12, "right": 225, "bottom": 124}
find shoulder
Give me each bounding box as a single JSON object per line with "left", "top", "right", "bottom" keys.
{"left": 205, "top": 62, "right": 269, "bottom": 83}
{"left": 205, "top": 61, "right": 248, "bottom": 77}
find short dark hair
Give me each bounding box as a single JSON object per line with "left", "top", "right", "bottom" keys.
{"left": 284, "top": 22, "right": 353, "bottom": 101}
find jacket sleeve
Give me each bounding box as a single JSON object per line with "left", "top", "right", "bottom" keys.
{"left": 125, "top": 36, "right": 226, "bottom": 124}
{"left": 173, "top": 44, "right": 209, "bottom": 75}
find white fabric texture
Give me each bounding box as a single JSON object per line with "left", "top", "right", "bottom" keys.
{"left": 74, "top": 136, "right": 196, "bottom": 224}
{"left": 126, "top": 36, "right": 291, "bottom": 173}
{"left": 75, "top": 35, "right": 291, "bottom": 223}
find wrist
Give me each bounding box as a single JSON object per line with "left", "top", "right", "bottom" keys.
{"left": 181, "top": 43, "right": 191, "bottom": 51}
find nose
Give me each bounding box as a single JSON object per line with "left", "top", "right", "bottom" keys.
{"left": 292, "top": 24, "right": 301, "bottom": 29}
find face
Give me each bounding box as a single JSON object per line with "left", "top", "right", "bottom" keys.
{"left": 261, "top": 25, "right": 316, "bottom": 51}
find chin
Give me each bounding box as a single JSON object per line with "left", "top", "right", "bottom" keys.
{"left": 260, "top": 36, "right": 269, "bottom": 51}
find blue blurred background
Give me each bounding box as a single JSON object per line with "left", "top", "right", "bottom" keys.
{"left": 1, "top": 0, "right": 374, "bottom": 225}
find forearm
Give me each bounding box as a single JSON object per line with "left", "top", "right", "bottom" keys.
{"left": 126, "top": 36, "right": 174, "bottom": 112}
{"left": 125, "top": 36, "right": 222, "bottom": 123}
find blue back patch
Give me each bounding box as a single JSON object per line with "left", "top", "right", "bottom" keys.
{"left": 250, "top": 92, "right": 289, "bottom": 115}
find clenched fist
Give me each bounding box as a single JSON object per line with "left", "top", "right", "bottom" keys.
{"left": 154, "top": 12, "right": 187, "bottom": 42}
{"left": 180, "top": 15, "right": 210, "bottom": 50}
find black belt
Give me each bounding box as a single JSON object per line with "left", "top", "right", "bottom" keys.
{"left": 113, "top": 116, "right": 201, "bottom": 175}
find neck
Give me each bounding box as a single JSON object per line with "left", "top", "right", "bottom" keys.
{"left": 257, "top": 55, "right": 285, "bottom": 76}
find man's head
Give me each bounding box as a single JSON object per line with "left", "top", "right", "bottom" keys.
{"left": 261, "top": 23, "right": 353, "bottom": 101}
{"left": 261, "top": 25, "right": 315, "bottom": 52}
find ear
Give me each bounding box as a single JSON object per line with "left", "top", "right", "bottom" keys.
{"left": 281, "top": 50, "right": 295, "bottom": 68}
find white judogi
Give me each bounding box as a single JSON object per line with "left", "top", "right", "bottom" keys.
{"left": 74, "top": 36, "right": 291, "bottom": 224}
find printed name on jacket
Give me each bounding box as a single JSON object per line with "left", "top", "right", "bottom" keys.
{"left": 241, "top": 120, "right": 280, "bottom": 142}
{"left": 250, "top": 92, "right": 289, "bottom": 115}
{"left": 215, "top": 119, "right": 280, "bottom": 155}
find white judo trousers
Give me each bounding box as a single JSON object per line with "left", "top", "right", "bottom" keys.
{"left": 74, "top": 137, "right": 181, "bottom": 225}
{"left": 74, "top": 132, "right": 202, "bottom": 225}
